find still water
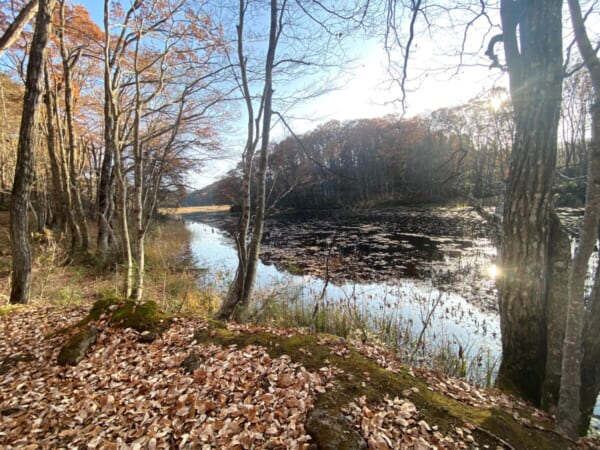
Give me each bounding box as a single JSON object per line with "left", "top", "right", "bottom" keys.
{"left": 186, "top": 220, "right": 501, "bottom": 362}
{"left": 185, "top": 213, "right": 600, "bottom": 427}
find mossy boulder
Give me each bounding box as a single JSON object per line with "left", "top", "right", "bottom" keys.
{"left": 306, "top": 408, "right": 366, "bottom": 450}
{"left": 77, "top": 297, "right": 172, "bottom": 334}
{"left": 194, "top": 325, "right": 576, "bottom": 450}
{"left": 57, "top": 298, "right": 172, "bottom": 365}
{"left": 108, "top": 300, "right": 171, "bottom": 333}
{"left": 57, "top": 326, "right": 98, "bottom": 366}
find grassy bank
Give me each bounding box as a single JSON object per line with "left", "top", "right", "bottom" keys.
{"left": 0, "top": 214, "right": 215, "bottom": 315}
{"left": 158, "top": 204, "right": 231, "bottom": 215}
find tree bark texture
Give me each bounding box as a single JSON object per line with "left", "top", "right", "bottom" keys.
{"left": 130, "top": 34, "right": 145, "bottom": 301}
{"left": 557, "top": 100, "right": 600, "bottom": 437}
{"left": 580, "top": 246, "right": 600, "bottom": 434}
{"left": 541, "top": 212, "right": 570, "bottom": 413}
{"left": 9, "top": 0, "right": 56, "bottom": 304}
{"left": 496, "top": 0, "right": 563, "bottom": 405}
{"left": 43, "top": 64, "right": 66, "bottom": 233}
{"left": 97, "top": 0, "right": 116, "bottom": 261}
{"left": 0, "top": 0, "right": 39, "bottom": 57}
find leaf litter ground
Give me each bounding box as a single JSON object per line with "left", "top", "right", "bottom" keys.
{"left": 0, "top": 305, "right": 598, "bottom": 449}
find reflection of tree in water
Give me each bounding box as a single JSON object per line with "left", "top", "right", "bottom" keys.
{"left": 259, "top": 207, "right": 497, "bottom": 310}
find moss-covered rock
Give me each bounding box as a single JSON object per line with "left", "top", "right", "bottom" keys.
{"left": 108, "top": 300, "right": 171, "bottom": 333}
{"left": 57, "top": 326, "right": 98, "bottom": 366}
{"left": 56, "top": 298, "right": 173, "bottom": 365}
{"left": 194, "top": 325, "right": 576, "bottom": 450}
{"left": 77, "top": 297, "right": 172, "bottom": 334}
{"left": 305, "top": 408, "right": 366, "bottom": 450}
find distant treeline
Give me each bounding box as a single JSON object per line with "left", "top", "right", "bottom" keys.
{"left": 191, "top": 85, "right": 589, "bottom": 209}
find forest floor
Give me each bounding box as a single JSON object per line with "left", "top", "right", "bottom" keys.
{"left": 0, "top": 211, "right": 598, "bottom": 449}
{"left": 1, "top": 301, "right": 598, "bottom": 449}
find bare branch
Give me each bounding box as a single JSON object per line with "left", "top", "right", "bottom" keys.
{"left": 0, "top": 0, "right": 39, "bottom": 57}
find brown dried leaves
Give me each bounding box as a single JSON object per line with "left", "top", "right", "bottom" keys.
{"left": 344, "top": 395, "right": 477, "bottom": 450}
{"left": 0, "top": 306, "right": 332, "bottom": 449}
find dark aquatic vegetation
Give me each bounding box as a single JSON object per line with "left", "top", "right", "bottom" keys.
{"left": 258, "top": 207, "right": 498, "bottom": 313}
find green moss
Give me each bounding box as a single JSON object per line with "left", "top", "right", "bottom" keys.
{"left": 195, "top": 326, "right": 573, "bottom": 450}
{"left": 57, "top": 326, "right": 98, "bottom": 366}
{"left": 86, "top": 295, "right": 121, "bottom": 321}
{"left": 109, "top": 299, "right": 172, "bottom": 333}
{"left": 0, "top": 305, "right": 21, "bottom": 316}
{"left": 49, "top": 296, "right": 172, "bottom": 340}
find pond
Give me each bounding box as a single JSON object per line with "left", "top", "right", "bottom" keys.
{"left": 184, "top": 206, "right": 599, "bottom": 431}
{"left": 187, "top": 207, "right": 500, "bottom": 359}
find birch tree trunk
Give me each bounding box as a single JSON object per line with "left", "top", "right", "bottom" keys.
{"left": 130, "top": 30, "right": 145, "bottom": 301}
{"left": 9, "top": 0, "right": 56, "bottom": 304}
{"left": 557, "top": 0, "right": 600, "bottom": 437}
{"left": 216, "top": 0, "right": 280, "bottom": 320}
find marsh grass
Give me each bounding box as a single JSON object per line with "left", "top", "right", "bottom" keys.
{"left": 0, "top": 216, "right": 215, "bottom": 316}
{"left": 242, "top": 279, "right": 499, "bottom": 388}
{"left": 140, "top": 219, "right": 217, "bottom": 316}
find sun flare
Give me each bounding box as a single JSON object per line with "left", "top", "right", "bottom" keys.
{"left": 486, "top": 263, "right": 501, "bottom": 279}
{"left": 490, "top": 96, "right": 503, "bottom": 111}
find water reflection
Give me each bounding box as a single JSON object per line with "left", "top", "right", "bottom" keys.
{"left": 187, "top": 221, "right": 501, "bottom": 360}
{"left": 186, "top": 216, "right": 600, "bottom": 435}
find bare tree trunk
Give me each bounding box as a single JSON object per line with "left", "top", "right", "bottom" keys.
{"left": 9, "top": 0, "right": 56, "bottom": 304}
{"left": 96, "top": 0, "right": 116, "bottom": 261}
{"left": 492, "top": 0, "right": 563, "bottom": 405}
{"left": 557, "top": 0, "right": 600, "bottom": 437}
{"left": 45, "top": 64, "right": 81, "bottom": 254}
{"left": 43, "top": 64, "right": 66, "bottom": 234}
{"left": 131, "top": 135, "right": 145, "bottom": 300}
{"left": 580, "top": 252, "right": 600, "bottom": 434}
{"left": 216, "top": 0, "right": 280, "bottom": 320}
{"left": 557, "top": 103, "right": 600, "bottom": 437}
{"left": 58, "top": 0, "right": 88, "bottom": 252}
{"left": 56, "top": 107, "right": 81, "bottom": 254}
{"left": 541, "top": 212, "right": 570, "bottom": 412}
{"left": 130, "top": 33, "right": 145, "bottom": 301}
{"left": 216, "top": 0, "right": 258, "bottom": 320}
{"left": 240, "top": 0, "right": 277, "bottom": 307}
{"left": 113, "top": 146, "right": 133, "bottom": 298}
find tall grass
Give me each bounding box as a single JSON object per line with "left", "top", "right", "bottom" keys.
{"left": 0, "top": 216, "right": 218, "bottom": 315}
{"left": 242, "top": 279, "right": 499, "bottom": 388}
{"left": 144, "top": 218, "right": 218, "bottom": 316}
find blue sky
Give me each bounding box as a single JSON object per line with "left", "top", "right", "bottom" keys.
{"left": 72, "top": 1, "right": 507, "bottom": 189}
{"left": 75, "top": 1, "right": 102, "bottom": 23}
